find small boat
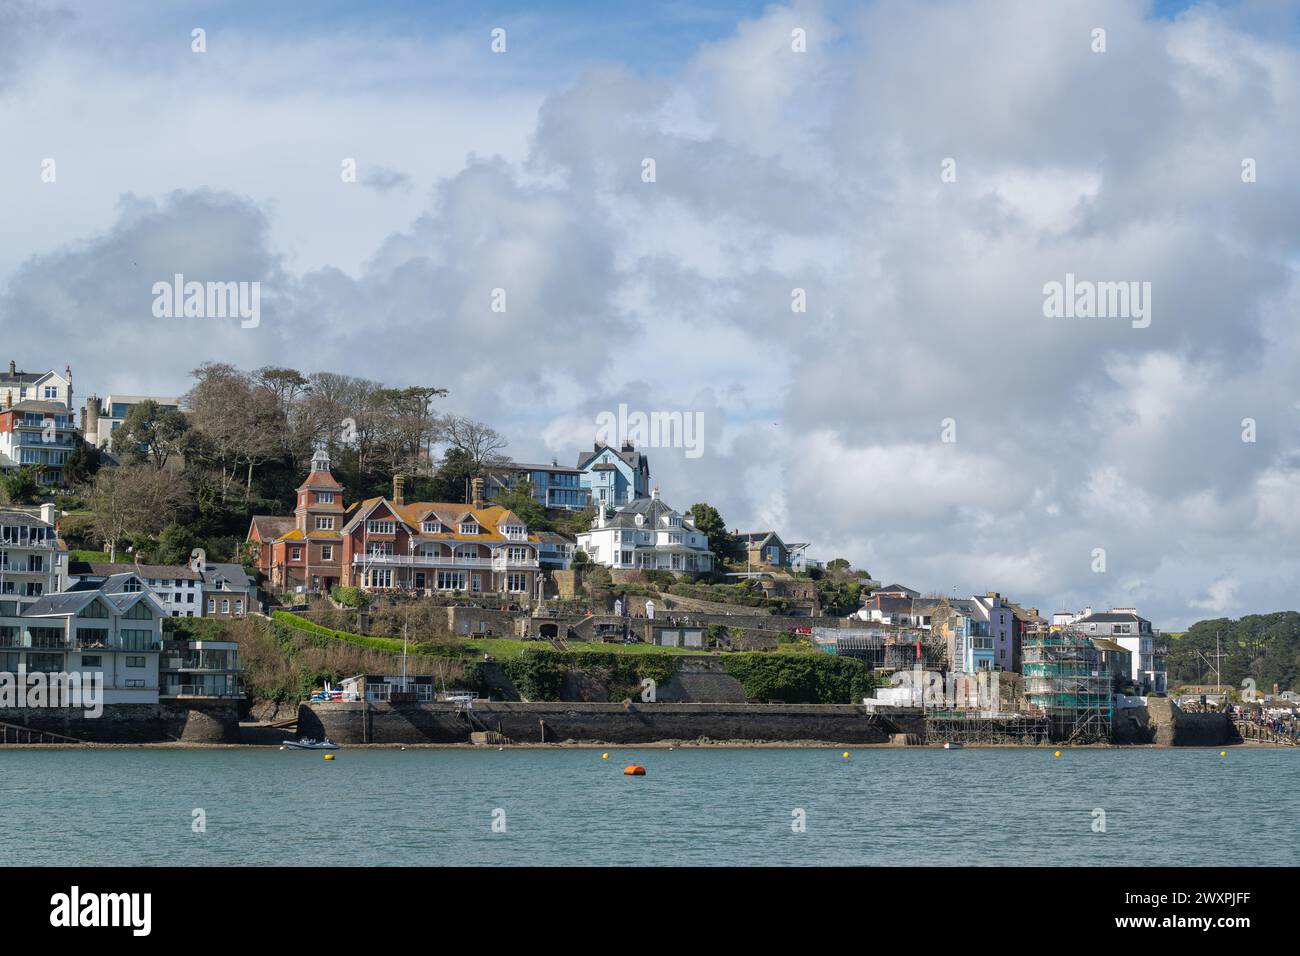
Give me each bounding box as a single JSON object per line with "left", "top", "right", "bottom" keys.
{"left": 943, "top": 741, "right": 963, "bottom": 750}
{"left": 282, "top": 737, "right": 339, "bottom": 750}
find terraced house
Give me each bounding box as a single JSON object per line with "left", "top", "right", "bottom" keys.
{"left": 341, "top": 476, "right": 541, "bottom": 599}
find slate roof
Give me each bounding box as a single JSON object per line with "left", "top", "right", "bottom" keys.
{"left": 577, "top": 442, "right": 648, "bottom": 472}
{"left": 1076, "top": 611, "right": 1150, "bottom": 624}
{"left": 249, "top": 515, "right": 294, "bottom": 541}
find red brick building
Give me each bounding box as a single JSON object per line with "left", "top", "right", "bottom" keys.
{"left": 341, "top": 476, "right": 540, "bottom": 600}
{"left": 248, "top": 448, "right": 345, "bottom": 593}
{"left": 248, "top": 457, "right": 541, "bottom": 600}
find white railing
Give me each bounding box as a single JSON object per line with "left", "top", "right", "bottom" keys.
{"left": 353, "top": 554, "right": 538, "bottom": 570}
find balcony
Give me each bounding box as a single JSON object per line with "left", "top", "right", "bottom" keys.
{"left": 353, "top": 554, "right": 538, "bottom": 570}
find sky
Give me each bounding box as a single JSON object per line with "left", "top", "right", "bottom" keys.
{"left": 2, "top": 0, "right": 1300, "bottom": 628}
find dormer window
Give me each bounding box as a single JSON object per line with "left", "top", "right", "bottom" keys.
{"left": 669, "top": 515, "right": 682, "bottom": 527}
{"left": 459, "top": 521, "right": 479, "bottom": 535}
{"left": 634, "top": 514, "right": 644, "bottom": 526}
{"left": 422, "top": 521, "right": 443, "bottom": 534}
{"left": 502, "top": 524, "right": 524, "bottom": 538}
{"left": 367, "top": 520, "right": 396, "bottom": 535}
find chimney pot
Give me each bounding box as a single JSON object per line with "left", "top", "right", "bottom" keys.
{"left": 393, "top": 474, "right": 406, "bottom": 506}
{"left": 470, "top": 476, "right": 485, "bottom": 509}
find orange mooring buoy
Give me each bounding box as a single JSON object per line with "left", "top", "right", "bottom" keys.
{"left": 623, "top": 764, "right": 647, "bottom": 776}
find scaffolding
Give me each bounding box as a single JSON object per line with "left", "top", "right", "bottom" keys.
{"left": 1022, "top": 629, "right": 1113, "bottom": 743}
{"left": 924, "top": 712, "right": 1051, "bottom": 745}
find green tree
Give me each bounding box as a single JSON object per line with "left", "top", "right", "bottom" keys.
{"left": 63, "top": 440, "right": 101, "bottom": 486}
{"left": 425, "top": 447, "right": 478, "bottom": 502}
{"left": 1, "top": 466, "right": 43, "bottom": 504}
{"left": 155, "top": 521, "right": 199, "bottom": 565}
{"left": 113, "top": 399, "right": 191, "bottom": 470}
{"left": 688, "top": 502, "right": 735, "bottom": 563}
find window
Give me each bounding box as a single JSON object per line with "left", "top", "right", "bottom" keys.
{"left": 422, "top": 521, "right": 442, "bottom": 534}
{"left": 120, "top": 630, "right": 155, "bottom": 651}
{"left": 234, "top": 600, "right": 243, "bottom": 614}
{"left": 508, "top": 547, "right": 528, "bottom": 563}
{"left": 125, "top": 679, "right": 146, "bottom": 688}
{"left": 125, "top": 656, "right": 146, "bottom": 668}
{"left": 367, "top": 520, "right": 396, "bottom": 535}
{"left": 368, "top": 542, "right": 394, "bottom": 557}
{"left": 291, "top": 547, "right": 302, "bottom": 561}
{"left": 81, "top": 655, "right": 103, "bottom": 668}
{"left": 207, "top": 598, "right": 215, "bottom": 613}
{"left": 459, "top": 521, "right": 479, "bottom": 535}
{"left": 221, "top": 599, "right": 230, "bottom": 614}
{"left": 43, "top": 385, "right": 58, "bottom": 399}
{"left": 317, "top": 492, "right": 334, "bottom": 504}
{"left": 321, "top": 545, "right": 333, "bottom": 561}
{"left": 315, "top": 517, "right": 334, "bottom": 531}
{"left": 507, "top": 573, "right": 528, "bottom": 592}
{"left": 502, "top": 524, "right": 524, "bottom": 538}
{"left": 366, "top": 568, "right": 393, "bottom": 588}
{"left": 436, "top": 571, "right": 466, "bottom": 591}
{"left": 621, "top": 551, "right": 633, "bottom": 565}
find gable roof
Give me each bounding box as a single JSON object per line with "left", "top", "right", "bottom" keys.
{"left": 595, "top": 495, "right": 699, "bottom": 532}
{"left": 69, "top": 561, "right": 200, "bottom": 581}
{"left": 249, "top": 515, "right": 295, "bottom": 542}
{"left": 577, "top": 441, "right": 649, "bottom": 473}
{"left": 1076, "top": 611, "right": 1150, "bottom": 625}
{"left": 342, "top": 497, "right": 539, "bottom": 542}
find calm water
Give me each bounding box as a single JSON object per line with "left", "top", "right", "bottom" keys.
{"left": 1, "top": 747, "right": 1295, "bottom": 866}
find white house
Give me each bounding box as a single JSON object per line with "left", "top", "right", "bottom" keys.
{"left": 19, "top": 572, "right": 165, "bottom": 704}
{"left": 576, "top": 489, "right": 713, "bottom": 573}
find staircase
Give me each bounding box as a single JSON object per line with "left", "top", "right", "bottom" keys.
{"left": 0, "top": 720, "right": 88, "bottom": 745}
{"left": 1233, "top": 719, "right": 1299, "bottom": 746}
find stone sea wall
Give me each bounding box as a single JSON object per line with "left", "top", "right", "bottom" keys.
{"left": 0, "top": 701, "right": 241, "bottom": 744}
{"left": 298, "top": 700, "right": 918, "bottom": 745}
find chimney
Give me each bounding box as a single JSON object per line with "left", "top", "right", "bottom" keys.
{"left": 470, "top": 476, "right": 485, "bottom": 509}
{"left": 393, "top": 474, "right": 406, "bottom": 506}
{"left": 650, "top": 486, "right": 660, "bottom": 501}
{"left": 621, "top": 439, "right": 634, "bottom": 452}
{"left": 40, "top": 503, "right": 58, "bottom": 527}
{"left": 8, "top": 361, "right": 15, "bottom": 376}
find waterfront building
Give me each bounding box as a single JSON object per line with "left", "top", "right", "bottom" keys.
{"left": 159, "top": 638, "right": 243, "bottom": 699}
{"left": 18, "top": 572, "right": 166, "bottom": 704}
{"left": 970, "top": 592, "right": 1016, "bottom": 672}
{"left": 0, "top": 401, "right": 79, "bottom": 485}
{"left": 485, "top": 461, "right": 591, "bottom": 510}
{"left": 575, "top": 489, "right": 713, "bottom": 574}
{"left": 577, "top": 441, "right": 651, "bottom": 507}
{"left": 1071, "top": 608, "right": 1167, "bottom": 693}
{"left": 340, "top": 476, "right": 541, "bottom": 598}
{"left": 1021, "top": 628, "right": 1113, "bottom": 742}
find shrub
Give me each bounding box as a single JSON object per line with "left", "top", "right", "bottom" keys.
{"left": 721, "top": 653, "right": 877, "bottom": 704}
{"left": 330, "top": 585, "right": 372, "bottom": 609}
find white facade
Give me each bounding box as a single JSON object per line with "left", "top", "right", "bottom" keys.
{"left": 16, "top": 573, "right": 165, "bottom": 705}
{"left": 576, "top": 490, "right": 713, "bottom": 573}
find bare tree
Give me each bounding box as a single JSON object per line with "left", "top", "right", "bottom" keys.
{"left": 441, "top": 415, "right": 510, "bottom": 472}
{"left": 88, "top": 465, "right": 191, "bottom": 561}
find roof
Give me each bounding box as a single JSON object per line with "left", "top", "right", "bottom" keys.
{"left": 342, "top": 498, "right": 539, "bottom": 542}
{"left": 298, "top": 469, "right": 344, "bottom": 491}
{"left": 874, "top": 583, "right": 920, "bottom": 597}
{"left": 1076, "top": 611, "right": 1150, "bottom": 624}
{"left": 24, "top": 578, "right": 165, "bottom": 617}
{"left": 594, "top": 496, "right": 700, "bottom": 532}
{"left": 69, "top": 561, "right": 200, "bottom": 581}
{"left": 249, "top": 515, "right": 294, "bottom": 541}
{"left": 577, "top": 441, "right": 649, "bottom": 473}
{"left": 1091, "top": 638, "right": 1130, "bottom": 654}
{"left": 490, "top": 461, "right": 583, "bottom": 475}
{"left": 0, "top": 369, "right": 44, "bottom": 386}
{"left": 3, "top": 400, "right": 72, "bottom": 415}
{"left": 201, "top": 563, "right": 254, "bottom": 589}
{"left": 0, "top": 510, "right": 53, "bottom": 528}
{"left": 534, "top": 532, "right": 576, "bottom": 544}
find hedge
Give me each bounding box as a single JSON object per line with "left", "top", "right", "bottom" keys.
{"left": 271, "top": 610, "right": 440, "bottom": 655}
{"left": 721, "top": 653, "right": 877, "bottom": 704}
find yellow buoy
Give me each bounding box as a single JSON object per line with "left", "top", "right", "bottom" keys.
{"left": 842, "top": 751, "right": 850, "bottom": 759}
{"left": 1220, "top": 751, "right": 1227, "bottom": 756}
{"left": 1053, "top": 751, "right": 1061, "bottom": 757}
{"left": 601, "top": 752, "right": 609, "bottom": 759}
{"left": 324, "top": 754, "right": 335, "bottom": 761}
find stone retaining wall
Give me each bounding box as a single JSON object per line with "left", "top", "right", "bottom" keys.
{"left": 298, "top": 700, "right": 918, "bottom": 745}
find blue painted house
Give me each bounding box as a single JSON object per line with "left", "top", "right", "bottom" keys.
{"left": 577, "top": 441, "right": 650, "bottom": 508}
